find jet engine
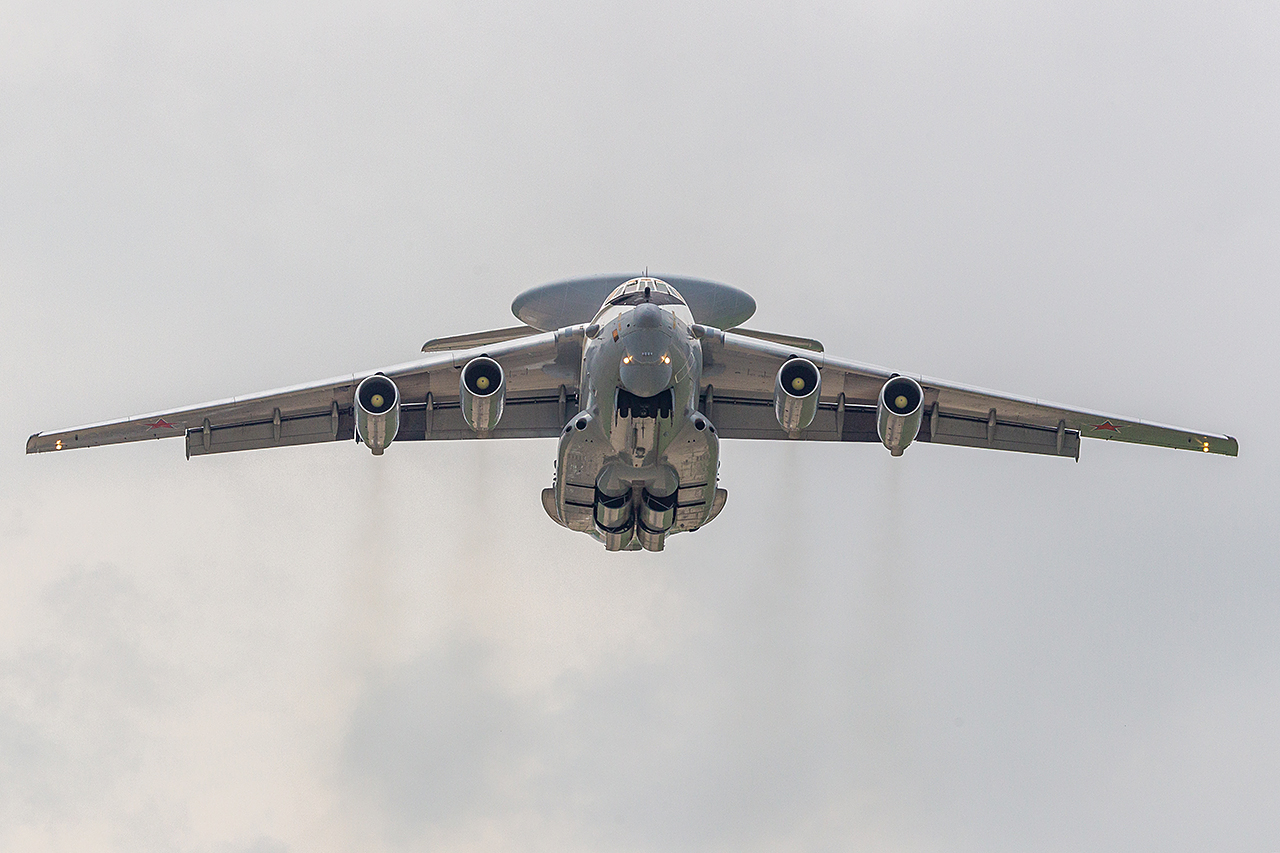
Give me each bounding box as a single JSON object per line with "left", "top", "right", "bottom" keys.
{"left": 355, "top": 374, "right": 400, "bottom": 455}
{"left": 877, "top": 376, "right": 924, "bottom": 456}
{"left": 774, "top": 357, "right": 822, "bottom": 434}
{"left": 460, "top": 356, "right": 505, "bottom": 433}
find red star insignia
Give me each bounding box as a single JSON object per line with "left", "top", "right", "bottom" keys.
{"left": 145, "top": 418, "right": 178, "bottom": 430}
{"left": 1091, "top": 420, "right": 1121, "bottom": 433}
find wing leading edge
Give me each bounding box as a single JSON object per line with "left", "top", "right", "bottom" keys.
{"left": 27, "top": 328, "right": 586, "bottom": 457}
{"left": 28, "top": 319, "right": 1237, "bottom": 461}
{"left": 697, "top": 330, "right": 1237, "bottom": 458}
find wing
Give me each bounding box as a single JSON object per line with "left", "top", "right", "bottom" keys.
{"left": 27, "top": 327, "right": 587, "bottom": 457}
{"left": 697, "top": 329, "right": 1238, "bottom": 458}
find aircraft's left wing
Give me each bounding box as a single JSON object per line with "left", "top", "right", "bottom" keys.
{"left": 698, "top": 329, "right": 1237, "bottom": 459}
{"left": 27, "top": 327, "right": 586, "bottom": 457}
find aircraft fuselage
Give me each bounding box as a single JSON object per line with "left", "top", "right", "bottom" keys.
{"left": 547, "top": 280, "right": 725, "bottom": 551}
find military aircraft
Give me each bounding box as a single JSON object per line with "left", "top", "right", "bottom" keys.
{"left": 28, "top": 274, "right": 1237, "bottom": 551}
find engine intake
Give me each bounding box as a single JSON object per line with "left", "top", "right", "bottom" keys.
{"left": 774, "top": 357, "right": 822, "bottom": 434}
{"left": 877, "top": 376, "right": 924, "bottom": 456}
{"left": 356, "top": 374, "right": 400, "bottom": 455}
{"left": 460, "top": 356, "right": 505, "bottom": 433}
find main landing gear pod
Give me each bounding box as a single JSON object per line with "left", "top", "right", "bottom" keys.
{"left": 594, "top": 486, "right": 634, "bottom": 552}
{"left": 636, "top": 488, "right": 677, "bottom": 552}
{"left": 774, "top": 357, "right": 822, "bottom": 435}
{"left": 460, "top": 356, "right": 505, "bottom": 433}
{"left": 877, "top": 376, "right": 924, "bottom": 456}
{"left": 356, "top": 374, "right": 400, "bottom": 455}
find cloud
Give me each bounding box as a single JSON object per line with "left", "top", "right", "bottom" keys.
{"left": 342, "top": 638, "right": 530, "bottom": 835}
{"left": 2, "top": 1, "right": 1278, "bottom": 851}
{"left": 0, "top": 563, "right": 178, "bottom": 848}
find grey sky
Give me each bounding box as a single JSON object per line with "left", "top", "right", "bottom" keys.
{"left": 2, "top": 2, "right": 1277, "bottom": 851}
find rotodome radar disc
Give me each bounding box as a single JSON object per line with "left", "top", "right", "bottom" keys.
{"left": 512, "top": 274, "right": 756, "bottom": 331}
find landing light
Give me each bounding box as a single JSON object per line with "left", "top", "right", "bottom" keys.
{"left": 662, "top": 354, "right": 671, "bottom": 364}
{"left": 623, "top": 355, "right": 632, "bottom": 365}
{"left": 1203, "top": 441, "right": 1210, "bottom": 452}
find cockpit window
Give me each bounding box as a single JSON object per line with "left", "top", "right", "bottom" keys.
{"left": 606, "top": 277, "right": 686, "bottom": 308}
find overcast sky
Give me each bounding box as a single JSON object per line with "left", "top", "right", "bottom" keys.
{"left": 2, "top": 2, "right": 1277, "bottom": 851}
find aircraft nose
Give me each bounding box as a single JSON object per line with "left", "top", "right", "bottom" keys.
{"left": 628, "top": 303, "right": 666, "bottom": 329}
{"left": 618, "top": 306, "right": 677, "bottom": 397}
{"left": 620, "top": 358, "right": 673, "bottom": 398}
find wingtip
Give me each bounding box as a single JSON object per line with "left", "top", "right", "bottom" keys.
{"left": 26, "top": 433, "right": 41, "bottom": 454}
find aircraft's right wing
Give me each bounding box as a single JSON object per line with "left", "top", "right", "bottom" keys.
{"left": 697, "top": 328, "right": 1238, "bottom": 459}
{"left": 27, "top": 327, "right": 587, "bottom": 458}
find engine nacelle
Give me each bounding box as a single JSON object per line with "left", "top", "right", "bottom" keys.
{"left": 355, "top": 374, "right": 400, "bottom": 455}
{"left": 460, "top": 356, "right": 505, "bottom": 433}
{"left": 774, "top": 357, "right": 822, "bottom": 434}
{"left": 877, "top": 376, "right": 924, "bottom": 456}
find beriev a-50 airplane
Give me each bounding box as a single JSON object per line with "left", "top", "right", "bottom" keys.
{"left": 28, "top": 274, "right": 1237, "bottom": 551}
